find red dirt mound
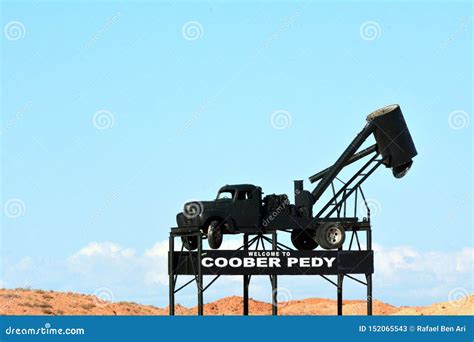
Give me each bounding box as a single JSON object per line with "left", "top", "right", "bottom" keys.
{"left": 1, "top": 288, "right": 472, "bottom": 316}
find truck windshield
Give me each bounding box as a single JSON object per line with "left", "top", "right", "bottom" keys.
{"left": 217, "top": 190, "right": 234, "bottom": 200}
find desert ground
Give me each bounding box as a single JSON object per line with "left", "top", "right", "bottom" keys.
{"left": 0, "top": 288, "right": 472, "bottom": 316}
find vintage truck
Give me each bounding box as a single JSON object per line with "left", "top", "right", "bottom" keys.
{"left": 177, "top": 184, "right": 290, "bottom": 249}
{"left": 176, "top": 104, "right": 417, "bottom": 251}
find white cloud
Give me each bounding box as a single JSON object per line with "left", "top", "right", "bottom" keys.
{"left": 372, "top": 244, "right": 473, "bottom": 304}
{"left": 70, "top": 242, "right": 135, "bottom": 259}
{"left": 374, "top": 244, "right": 474, "bottom": 280}
{"left": 144, "top": 240, "right": 169, "bottom": 259}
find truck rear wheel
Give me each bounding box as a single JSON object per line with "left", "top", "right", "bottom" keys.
{"left": 181, "top": 236, "right": 198, "bottom": 251}
{"left": 316, "top": 223, "right": 345, "bottom": 249}
{"left": 291, "top": 229, "right": 318, "bottom": 250}
{"left": 207, "top": 220, "right": 223, "bottom": 249}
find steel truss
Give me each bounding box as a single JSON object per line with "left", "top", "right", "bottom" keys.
{"left": 168, "top": 226, "right": 373, "bottom": 316}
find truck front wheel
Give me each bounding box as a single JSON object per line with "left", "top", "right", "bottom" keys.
{"left": 207, "top": 220, "right": 223, "bottom": 249}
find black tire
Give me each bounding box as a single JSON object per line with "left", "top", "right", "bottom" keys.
{"left": 291, "top": 229, "right": 318, "bottom": 250}
{"left": 207, "top": 220, "right": 223, "bottom": 249}
{"left": 316, "top": 223, "right": 345, "bottom": 250}
{"left": 181, "top": 235, "right": 198, "bottom": 251}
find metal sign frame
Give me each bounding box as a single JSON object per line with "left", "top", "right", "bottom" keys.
{"left": 168, "top": 225, "right": 373, "bottom": 316}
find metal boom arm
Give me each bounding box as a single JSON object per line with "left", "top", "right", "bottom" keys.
{"left": 311, "top": 121, "right": 375, "bottom": 204}
{"left": 309, "top": 144, "right": 378, "bottom": 183}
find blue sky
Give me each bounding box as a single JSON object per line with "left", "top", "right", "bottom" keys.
{"left": 1, "top": 1, "right": 472, "bottom": 307}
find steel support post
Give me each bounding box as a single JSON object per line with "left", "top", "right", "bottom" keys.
{"left": 271, "top": 232, "right": 278, "bottom": 316}
{"left": 169, "top": 234, "right": 175, "bottom": 316}
{"left": 337, "top": 274, "right": 344, "bottom": 315}
{"left": 367, "top": 224, "right": 373, "bottom": 315}
{"left": 197, "top": 233, "right": 203, "bottom": 316}
{"left": 367, "top": 274, "right": 373, "bottom": 315}
{"left": 243, "top": 234, "right": 249, "bottom": 315}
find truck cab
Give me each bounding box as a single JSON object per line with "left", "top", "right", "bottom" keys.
{"left": 216, "top": 184, "right": 262, "bottom": 229}
{"left": 176, "top": 184, "right": 262, "bottom": 249}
